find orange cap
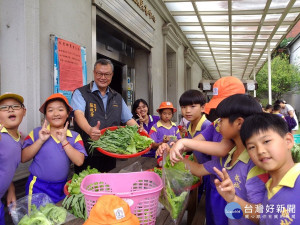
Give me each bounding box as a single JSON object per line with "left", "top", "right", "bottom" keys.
{"left": 156, "top": 101, "right": 177, "bottom": 113}
{"left": 204, "top": 77, "right": 245, "bottom": 114}
{"left": 83, "top": 195, "right": 140, "bottom": 225}
{"left": 39, "top": 93, "right": 73, "bottom": 114}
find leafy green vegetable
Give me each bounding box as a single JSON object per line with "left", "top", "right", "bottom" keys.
{"left": 89, "top": 125, "right": 153, "bottom": 155}
{"left": 18, "top": 204, "right": 66, "bottom": 225}
{"left": 63, "top": 166, "right": 98, "bottom": 219}
{"left": 165, "top": 182, "right": 188, "bottom": 219}
{"left": 291, "top": 144, "right": 300, "bottom": 163}
{"left": 39, "top": 204, "right": 67, "bottom": 224}
{"left": 67, "top": 166, "right": 99, "bottom": 195}
{"left": 62, "top": 193, "right": 86, "bottom": 220}
{"left": 159, "top": 153, "right": 200, "bottom": 220}
{"left": 153, "top": 167, "right": 162, "bottom": 177}
{"left": 164, "top": 154, "right": 200, "bottom": 185}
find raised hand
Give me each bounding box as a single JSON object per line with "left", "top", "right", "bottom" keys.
{"left": 213, "top": 167, "right": 236, "bottom": 203}
{"left": 169, "top": 139, "right": 185, "bottom": 165}
{"left": 38, "top": 119, "right": 51, "bottom": 142}
{"left": 137, "top": 113, "right": 146, "bottom": 123}
{"left": 156, "top": 143, "right": 171, "bottom": 157}
{"left": 56, "top": 121, "right": 68, "bottom": 143}
{"left": 89, "top": 121, "right": 101, "bottom": 140}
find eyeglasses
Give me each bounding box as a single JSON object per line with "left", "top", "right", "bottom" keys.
{"left": 95, "top": 71, "right": 112, "bottom": 78}
{"left": 0, "top": 104, "right": 24, "bottom": 111}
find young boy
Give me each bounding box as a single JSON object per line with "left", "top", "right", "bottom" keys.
{"left": 272, "top": 104, "right": 286, "bottom": 121}
{"left": 0, "top": 93, "right": 26, "bottom": 224}
{"left": 149, "top": 101, "right": 181, "bottom": 150}
{"left": 214, "top": 113, "right": 298, "bottom": 224}
{"left": 157, "top": 76, "right": 245, "bottom": 225}
{"left": 172, "top": 94, "right": 267, "bottom": 225}
{"left": 179, "top": 89, "right": 211, "bottom": 163}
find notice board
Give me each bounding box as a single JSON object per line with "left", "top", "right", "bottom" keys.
{"left": 53, "top": 36, "right": 87, "bottom": 103}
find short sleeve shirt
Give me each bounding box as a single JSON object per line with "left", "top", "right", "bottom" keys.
{"left": 136, "top": 115, "right": 160, "bottom": 134}
{"left": 260, "top": 163, "right": 300, "bottom": 225}
{"left": 22, "top": 126, "right": 87, "bottom": 182}
{"left": 71, "top": 82, "right": 133, "bottom": 123}
{"left": 204, "top": 147, "right": 268, "bottom": 225}
{"left": 186, "top": 115, "right": 211, "bottom": 164}
{"left": 201, "top": 118, "right": 223, "bottom": 143}
{"left": 149, "top": 121, "right": 181, "bottom": 143}
{"left": 0, "top": 126, "right": 22, "bottom": 202}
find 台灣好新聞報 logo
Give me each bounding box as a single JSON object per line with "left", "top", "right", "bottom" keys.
{"left": 225, "top": 202, "right": 243, "bottom": 219}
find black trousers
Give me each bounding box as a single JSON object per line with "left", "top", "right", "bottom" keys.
{"left": 74, "top": 154, "right": 116, "bottom": 173}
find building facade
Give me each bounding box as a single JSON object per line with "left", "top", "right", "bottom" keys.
{"left": 0, "top": 0, "right": 207, "bottom": 179}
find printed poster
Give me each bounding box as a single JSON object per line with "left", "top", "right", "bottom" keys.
{"left": 54, "top": 37, "right": 87, "bottom": 103}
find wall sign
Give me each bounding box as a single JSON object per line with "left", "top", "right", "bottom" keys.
{"left": 53, "top": 37, "right": 87, "bottom": 103}
{"left": 132, "top": 0, "right": 155, "bottom": 23}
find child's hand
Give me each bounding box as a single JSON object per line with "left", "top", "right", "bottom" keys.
{"left": 56, "top": 121, "right": 68, "bottom": 143}
{"left": 213, "top": 167, "right": 236, "bottom": 203}
{"left": 7, "top": 183, "right": 16, "bottom": 208}
{"left": 169, "top": 139, "right": 185, "bottom": 165}
{"left": 137, "top": 113, "right": 146, "bottom": 123}
{"left": 156, "top": 143, "right": 171, "bottom": 157}
{"left": 138, "top": 122, "right": 147, "bottom": 134}
{"left": 39, "top": 120, "right": 50, "bottom": 142}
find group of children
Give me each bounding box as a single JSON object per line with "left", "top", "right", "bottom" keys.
{"left": 264, "top": 103, "right": 285, "bottom": 120}
{"left": 1, "top": 74, "right": 299, "bottom": 224}
{"left": 0, "top": 92, "right": 87, "bottom": 224}
{"left": 154, "top": 77, "right": 299, "bottom": 224}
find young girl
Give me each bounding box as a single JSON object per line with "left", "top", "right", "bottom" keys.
{"left": 132, "top": 99, "right": 160, "bottom": 134}
{"left": 22, "top": 93, "right": 87, "bottom": 203}
{"left": 149, "top": 101, "right": 181, "bottom": 151}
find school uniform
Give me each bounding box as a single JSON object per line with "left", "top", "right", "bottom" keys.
{"left": 149, "top": 121, "right": 181, "bottom": 143}
{"left": 260, "top": 163, "right": 300, "bottom": 225}
{"left": 200, "top": 119, "right": 228, "bottom": 225}
{"left": 272, "top": 112, "right": 286, "bottom": 121}
{"left": 148, "top": 121, "right": 181, "bottom": 157}
{"left": 204, "top": 147, "right": 268, "bottom": 225}
{"left": 0, "top": 126, "right": 22, "bottom": 224}
{"left": 136, "top": 115, "right": 160, "bottom": 134}
{"left": 22, "top": 126, "right": 87, "bottom": 203}
{"left": 187, "top": 115, "right": 211, "bottom": 164}
{"left": 186, "top": 115, "right": 211, "bottom": 208}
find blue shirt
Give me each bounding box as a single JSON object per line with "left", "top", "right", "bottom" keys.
{"left": 204, "top": 147, "right": 267, "bottom": 225}
{"left": 186, "top": 115, "right": 211, "bottom": 164}
{"left": 23, "top": 126, "right": 87, "bottom": 181}
{"left": 136, "top": 115, "right": 160, "bottom": 134}
{"left": 0, "top": 126, "right": 22, "bottom": 205}
{"left": 71, "top": 82, "right": 133, "bottom": 123}
{"left": 260, "top": 163, "right": 300, "bottom": 225}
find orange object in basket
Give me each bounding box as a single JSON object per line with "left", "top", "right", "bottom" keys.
{"left": 96, "top": 126, "right": 152, "bottom": 159}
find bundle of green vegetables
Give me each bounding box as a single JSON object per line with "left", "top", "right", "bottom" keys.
{"left": 89, "top": 125, "right": 153, "bottom": 155}
{"left": 291, "top": 143, "right": 300, "bottom": 163}
{"left": 67, "top": 166, "right": 99, "bottom": 195}
{"left": 62, "top": 166, "right": 99, "bottom": 220}
{"left": 18, "top": 204, "right": 67, "bottom": 225}
{"left": 159, "top": 154, "right": 196, "bottom": 220}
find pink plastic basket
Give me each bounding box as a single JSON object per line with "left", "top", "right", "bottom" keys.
{"left": 80, "top": 171, "right": 163, "bottom": 225}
